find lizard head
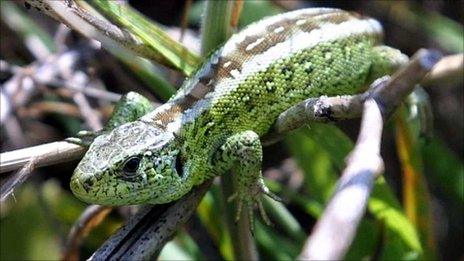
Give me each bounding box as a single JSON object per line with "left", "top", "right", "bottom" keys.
{"left": 70, "top": 120, "right": 189, "bottom": 205}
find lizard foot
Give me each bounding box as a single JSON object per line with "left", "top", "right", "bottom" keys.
{"left": 65, "top": 130, "right": 102, "bottom": 147}
{"left": 227, "top": 178, "right": 281, "bottom": 231}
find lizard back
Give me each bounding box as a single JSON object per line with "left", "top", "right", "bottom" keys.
{"left": 143, "top": 8, "right": 383, "bottom": 137}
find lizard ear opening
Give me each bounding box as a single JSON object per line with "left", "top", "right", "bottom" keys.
{"left": 175, "top": 155, "right": 184, "bottom": 178}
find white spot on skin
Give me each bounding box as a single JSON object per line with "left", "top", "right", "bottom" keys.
{"left": 223, "top": 61, "right": 232, "bottom": 68}
{"left": 230, "top": 69, "right": 241, "bottom": 78}
{"left": 210, "top": 54, "right": 219, "bottom": 64}
{"left": 296, "top": 19, "right": 306, "bottom": 25}
{"left": 245, "top": 37, "right": 265, "bottom": 51}
{"left": 274, "top": 26, "right": 285, "bottom": 33}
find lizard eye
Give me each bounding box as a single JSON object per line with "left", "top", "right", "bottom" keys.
{"left": 122, "top": 156, "right": 141, "bottom": 177}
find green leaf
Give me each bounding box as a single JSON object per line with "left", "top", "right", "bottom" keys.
{"left": 200, "top": 0, "right": 233, "bottom": 56}
{"left": 238, "top": 0, "right": 282, "bottom": 27}
{"left": 0, "top": 184, "right": 61, "bottom": 260}
{"left": 197, "top": 187, "right": 234, "bottom": 260}
{"left": 370, "top": 178, "right": 423, "bottom": 259}
{"left": 285, "top": 126, "right": 339, "bottom": 204}
{"left": 285, "top": 123, "right": 424, "bottom": 259}
{"left": 395, "top": 108, "right": 437, "bottom": 259}
{"left": 419, "top": 10, "right": 464, "bottom": 53}
{"left": 189, "top": 0, "right": 282, "bottom": 28}
{"left": 421, "top": 138, "right": 464, "bottom": 202}
{"left": 159, "top": 240, "right": 195, "bottom": 260}
{"left": 255, "top": 221, "right": 299, "bottom": 261}
{"left": 0, "top": 1, "right": 56, "bottom": 53}
{"left": 345, "top": 219, "right": 381, "bottom": 260}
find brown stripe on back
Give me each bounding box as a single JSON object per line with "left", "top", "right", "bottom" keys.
{"left": 216, "top": 56, "right": 243, "bottom": 79}
{"left": 152, "top": 105, "right": 182, "bottom": 127}
{"left": 294, "top": 11, "right": 355, "bottom": 32}
{"left": 186, "top": 55, "right": 242, "bottom": 100}
{"left": 232, "top": 9, "right": 354, "bottom": 58}
{"left": 153, "top": 95, "right": 197, "bottom": 126}
{"left": 184, "top": 55, "right": 245, "bottom": 102}
{"left": 235, "top": 35, "right": 262, "bottom": 53}
{"left": 234, "top": 18, "right": 296, "bottom": 56}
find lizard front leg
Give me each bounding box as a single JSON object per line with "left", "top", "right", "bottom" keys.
{"left": 67, "top": 92, "right": 154, "bottom": 146}
{"left": 213, "top": 130, "right": 280, "bottom": 229}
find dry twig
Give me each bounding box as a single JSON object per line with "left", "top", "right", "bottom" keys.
{"left": 89, "top": 181, "right": 212, "bottom": 260}
{"left": 1, "top": 159, "right": 36, "bottom": 203}
{"left": 25, "top": 0, "right": 164, "bottom": 64}
{"left": 0, "top": 141, "right": 84, "bottom": 174}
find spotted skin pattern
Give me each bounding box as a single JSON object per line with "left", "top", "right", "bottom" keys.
{"left": 70, "top": 8, "right": 408, "bottom": 225}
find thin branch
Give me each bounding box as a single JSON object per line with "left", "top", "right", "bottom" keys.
{"left": 298, "top": 98, "right": 385, "bottom": 260}
{"left": 263, "top": 51, "right": 451, "bottom": 145}
{"left": 44, "top": 78, "right": 121, "bottom": 102}
{"left": 371, "top": 49, "right": 443, "bottom": 118}
{"left": 1, "top": 159, "right": 36, "bottom": 202}
{"left": 422, "top": 53, "right": 463, "bottom": 87}
{"left": 263, "top": 93, "right": 367, "bottom": 145}
{"left": 0, "top": 141, "right": 84, "bottom": 173}
{"left": 24, "top": 101, "right": 81, "bottom": 118}
{"left": 88, "top": 181, "right": 212, "bottom": 260}
{"left": 25, "top": 0, "right": 164, "bottom": 65}
{"left": 298, "top": 49, "right": 441, "bottom": 260}
{"left": 72, "top": 91, "right": 103, "bottom": 131}
{"left": 62, "top": 205, "right": 112, "bottom": 261}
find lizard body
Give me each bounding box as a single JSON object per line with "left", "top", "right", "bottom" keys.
{"left": 70, "top": 8, "right": 407, "bottom": 221}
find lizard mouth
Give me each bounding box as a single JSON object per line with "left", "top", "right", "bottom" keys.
{"left": 70, "top": 173, "right": 146, "bottom": 205}
{"left": 70, "top": 177, "right": 113, "bottom": 205}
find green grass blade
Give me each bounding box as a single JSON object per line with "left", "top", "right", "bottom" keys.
{"left": 92, "top": 0, "right": 201, "bottom": 76}
{"left": 285, "top": 123, "right": 424, "bottom": 259}
{"left": 1, "top": 1, "right": 56, "bottom": 53}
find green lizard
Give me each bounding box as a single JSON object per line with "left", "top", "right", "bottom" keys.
{"left": 70, "top": 8, "right": 407, "bottom": 225}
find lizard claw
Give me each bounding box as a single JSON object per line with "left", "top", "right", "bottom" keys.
{"left": 229, "top": 178, "right": 278, "bottom": 232}
{"left": 258, "top": 178, "right": 283, "bottom": 202}
{"left": 65, "top": 137, "right": 92, "bottom": 147}
{"left": 65, "top": 130, "right": 102, "bottom": 147}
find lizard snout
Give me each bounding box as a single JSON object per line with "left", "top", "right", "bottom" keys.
{"left": 70, "top": 175, "right": 93, "bottom": 196}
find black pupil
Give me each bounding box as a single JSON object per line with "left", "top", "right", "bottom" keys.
{"left": 123, "top": 157, "right": 140, "bottom": 174}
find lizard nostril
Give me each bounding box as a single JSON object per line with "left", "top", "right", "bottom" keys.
{"left": 72, "top": 176, "right": 93, "bottom": 194}
{"left": 82, "top": 178, "right": 94, "bottom": 192}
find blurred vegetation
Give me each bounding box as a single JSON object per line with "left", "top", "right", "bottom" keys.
{"left": 0, "top": 0, "right": 462, "bottom": 260}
